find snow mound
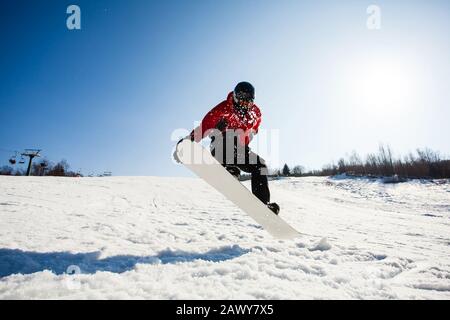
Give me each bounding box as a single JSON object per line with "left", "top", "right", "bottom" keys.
{"left": 309, "top": 238, "right": 332, "bottom": 251}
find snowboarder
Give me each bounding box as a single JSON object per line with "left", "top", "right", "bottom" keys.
{"left": 175, "top": 82, "right": 280, "bottom": 215}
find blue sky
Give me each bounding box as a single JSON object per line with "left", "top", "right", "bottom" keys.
{"left": 1, "top": 0, "right": 449, "bottom": 176}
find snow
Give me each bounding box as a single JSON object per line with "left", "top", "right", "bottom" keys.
{"left": 0, "top": 175, "right": 449, "bottom": 299}
{"left": 309, "top": 238, "right": 332, "bottom": 252}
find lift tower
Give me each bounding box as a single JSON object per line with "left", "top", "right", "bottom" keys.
{"left": 21, "top": 149, "right": 41, "bottom": 176}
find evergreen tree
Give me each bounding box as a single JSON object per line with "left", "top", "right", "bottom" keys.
{"left": 282, "top": 163, "right": 290, "bottom": 176}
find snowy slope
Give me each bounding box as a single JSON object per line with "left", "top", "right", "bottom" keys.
{"left": 0, "top": 175, "right": 449, "bottom": 299}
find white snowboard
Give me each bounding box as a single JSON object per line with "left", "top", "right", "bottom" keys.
{"left": 176, "top": 139, "right": 300, "bottom": 240}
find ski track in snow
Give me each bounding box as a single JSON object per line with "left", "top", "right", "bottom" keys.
{"left": 0, "top": 176, "right": 449, "bottom": 299}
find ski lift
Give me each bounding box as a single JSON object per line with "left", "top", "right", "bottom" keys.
{"left": 8, "top": 152, "right": 17, "bottom": 165}
{"left": 19, "top": 156, "right": 25, "bottom": 164}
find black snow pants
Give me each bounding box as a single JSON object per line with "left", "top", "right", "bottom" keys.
{"left": 210, "top": 136, "right": 270, "bottom": 205}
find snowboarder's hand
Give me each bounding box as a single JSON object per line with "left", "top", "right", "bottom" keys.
{"left": 173, "top": 147, "right": 181, "bottom": 164}
{"left": 173, "top": 138, "right": 186, "bottom": 163}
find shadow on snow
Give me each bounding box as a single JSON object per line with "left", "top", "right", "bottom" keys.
{"left": 0, "top": 245, "right": 249, "bottom": 278}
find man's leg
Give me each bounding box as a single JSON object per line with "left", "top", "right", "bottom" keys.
{"left": 210, "top": 139, "right": 241, "bottom": 179}
{"left": 212, "top": 139, "right": 270, "bottom": 204}
{"left": 236, "top": 149, "right": 270, "bottom": 204}
{"left": 211, "top": 139, "right": 277, "bottom": 213}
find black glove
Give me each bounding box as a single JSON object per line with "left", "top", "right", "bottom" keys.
{"left": 216, "top": 118, "right": 228, "bottom": 132}
{"left": 173, "top": 148, "right": 181, "bottom": 164}
{"left": 173, "top": 138, "right": 186, "bottom": 164}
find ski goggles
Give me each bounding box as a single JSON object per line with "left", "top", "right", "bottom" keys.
{"left": 233, "top": 92, "right": 254, "bottom": 108}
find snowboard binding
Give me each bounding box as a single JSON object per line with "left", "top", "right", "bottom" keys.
{"left": 267, "top": 202, "right": 280, "bottom": 215}
{"left": 225, "top": 166, "right": 241, "bottom": 179}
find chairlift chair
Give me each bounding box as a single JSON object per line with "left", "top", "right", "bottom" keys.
{"left": 8, "top": 152, "right": 17, "bottom": 165}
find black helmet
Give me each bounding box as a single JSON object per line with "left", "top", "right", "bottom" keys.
{"left": 233, "top": 81, "right": 255, "bottom": 107}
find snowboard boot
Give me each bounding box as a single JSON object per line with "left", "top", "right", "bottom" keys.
{"left": 225, "top": 166, "right": 241, "bottom": 180}
{"left": 267, "top": 202, "right": 280, "bottom": 215}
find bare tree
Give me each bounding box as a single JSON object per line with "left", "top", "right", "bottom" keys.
{"left": 292, "top": 165, "right": 304, "bottom": 176}
{"left": 0, "top": 166, "right": 13, "bottom": 175}
{"left": 47, "top": 159, "right": 70, "bottom": 176}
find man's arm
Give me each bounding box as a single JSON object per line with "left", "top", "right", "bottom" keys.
{"left": 188, "top": 104, "right": 226, "bottom": 143}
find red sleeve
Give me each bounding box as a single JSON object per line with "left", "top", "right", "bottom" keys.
{"left": 190, "top": 102, "right": 225, "bottom": 142}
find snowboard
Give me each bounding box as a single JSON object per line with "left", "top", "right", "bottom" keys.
{"left": 176, "top": 139, "right": 300, "bottom": 240}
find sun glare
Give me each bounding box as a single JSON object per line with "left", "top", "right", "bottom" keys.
{"left": 348, "top": 58, "right": 418, "bottom": 115}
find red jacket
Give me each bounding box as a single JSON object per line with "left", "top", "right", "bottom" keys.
{"left": 191, "top": 92, "right": 262, "bottom": 145}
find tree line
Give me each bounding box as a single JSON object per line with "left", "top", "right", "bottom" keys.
{"left": 0, "top": 159, "right": 81, "bottom": 177}
{"left": 274, "top": 145, "right": 450, "bottom": 180}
